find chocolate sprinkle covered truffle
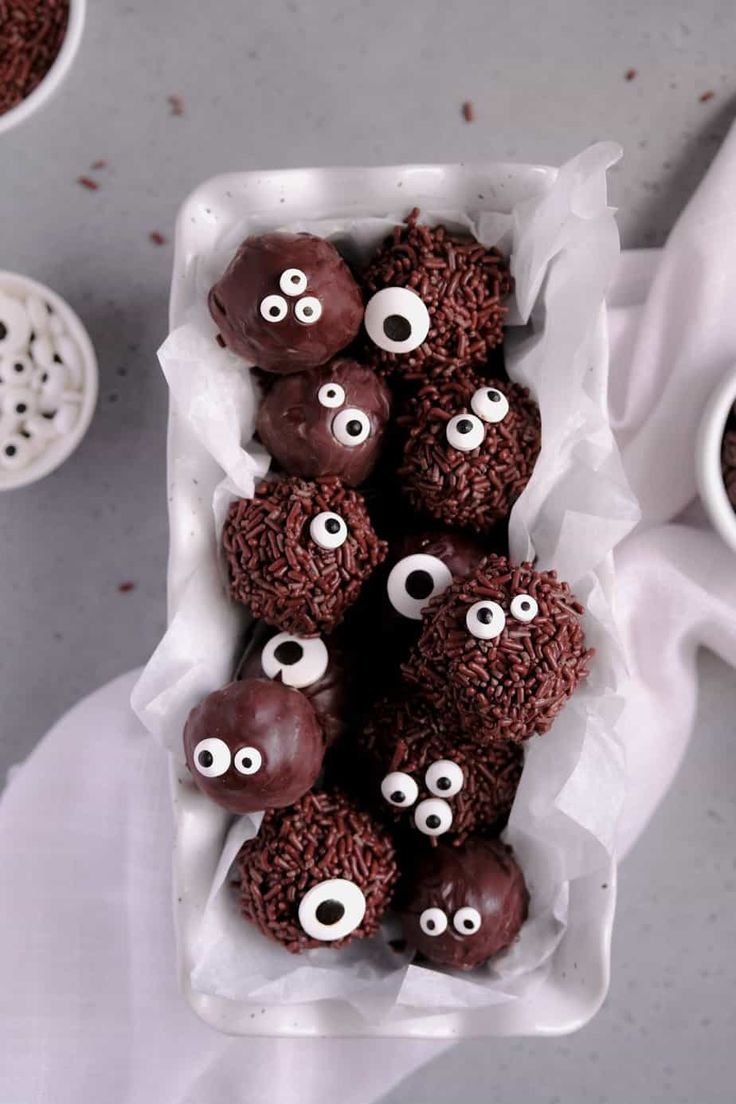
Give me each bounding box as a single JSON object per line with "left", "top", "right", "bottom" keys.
{"left": 223, "top": 476, "right": 387, "bottom": 636}
{"left": 403, "top": 554, "right": 592, "bottom": 744}
{"left": 235, "top": 790, "right": 398, "bottom": 953}
{"left": 399, "top": 373, "right": 541, "bottom": 533}
{"left": 399, "top": 837, "right": 528, "bottom": 970}
{"left": 361, "top": 209, "right": 511, "bottom": 381}
{"left": 256, "top": 357, "right": 392, "bottom": 486}
{"left": 209, "top": 232, "right": 364, "bottom": 373}
{"left": 362, "top": 695, "right": 523, "bottom": 844}
{"left": 183, "top": 678, "right": 324, "bottom": 814}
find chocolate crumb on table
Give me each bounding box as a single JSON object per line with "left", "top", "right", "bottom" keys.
{"left": 167, "top": 94, "right": 184, "bottom": 116}
{"left": 0, "top": 0, "right": 69, "bottom": 116}
{"left": 462, "top": 100, "right": 475, "bottom": 122}
{"left": 699, "top": 90, "right": 715, "bottom": 103}
{"left": 149, "top": 231, "right": 167, "bottom": 246}
{"left": 625, "top": 68, "right": 638, "bottom": 81}
{"left": 77, "top": 176, "right": 100, "bottom": 191}
{"left": 117, "top": 581, "right": 136, "bottom": 593}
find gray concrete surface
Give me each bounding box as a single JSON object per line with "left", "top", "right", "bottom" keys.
{"left": 1, "top": 1, "right": 735, "bottom": 1100}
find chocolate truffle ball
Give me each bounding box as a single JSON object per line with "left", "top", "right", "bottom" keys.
{"left": 256, "top": 358, "right": 391, "bottom": 486}
{"left": 237, "top": 621, "right": 349, "bottom": 746}
{"left": 399, "top": 838, "right": 528, "bottom": 970}
{"left": 384, "top": 529, "right": 488, "bottom": 626}
{"left": 361, "top": 695, "right": 523, "bottom": 844}
{"left": 361, "top": 210, "right": 511, "bottom": 381}
{"left": 183, "top": 678, "right": 324, "bottom": 814}
{"left": 399, "top": 374, "right": 541, "bottom": 533}
{"left": 208, "top": 233, "right": 364, "bottom": 373}
{"left": 403, "top": 554, "right": 592, "bottom": 745}
{"left": 223, "top": 476, "right": 388, "bottom": 637}
{"left": 235, "top": 789, "right": 398, "bottom": 953}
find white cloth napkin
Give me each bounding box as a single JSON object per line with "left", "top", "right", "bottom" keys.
{"left": 4, "top": 124, "right": 736, "bottom": 1102}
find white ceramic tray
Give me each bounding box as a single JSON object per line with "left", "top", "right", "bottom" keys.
{"left": 153, "top": 160, "right": 621, "bottom": 1037}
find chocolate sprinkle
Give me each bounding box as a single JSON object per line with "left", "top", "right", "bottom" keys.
{"left": 361, "top": 210, "right": 512, "bottom": 381}
{"left": 235, "top": 790, "right": 398, "bottom": 953}
{"left": 403, "top": 554, "right": 593, "bottom": 744}
{"left": 223, "top": 476, "right": 387, "bottom": 636}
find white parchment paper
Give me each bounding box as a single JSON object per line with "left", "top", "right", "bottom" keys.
{"left": 133, "top": 143, "right": 641, "bottom": 1020}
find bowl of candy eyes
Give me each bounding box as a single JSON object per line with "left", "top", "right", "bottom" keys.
{"left": 0, "top": 272, "right": 97, "bottom": 491}
{"left": 134, "top": 148, "right": 637, "bottom": 1037}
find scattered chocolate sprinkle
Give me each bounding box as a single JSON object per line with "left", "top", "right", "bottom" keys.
{"left": 77, "top": 176, "right": 99, "bottom": 191}
{"left": 0, "top": 0, "right": 69, "bottom": 116}
{"left": 117, "top": 581, "right": 135, "bottom": 593}
{"left": 699, "top": 90, "right": 715, "bottom": 103}
{"left": 90, "top": 159, "right": 107, "bottom": 171}
{"left": 461, "top": 100, "right": 475, "bottom": 122}
{"left": 167, "top": 93, "right": 184, "bottom": 116}
{"left": 235, "top": 790, "right": 398, "bottom": 953}
{"left": 403, "top": 554, "right": 592, "bottom": 745}
{"left": 624, "top": 68, "right": 638, "bottom": 81}
{"left": 149, "top": 231, "right": 167, "bottom": 246}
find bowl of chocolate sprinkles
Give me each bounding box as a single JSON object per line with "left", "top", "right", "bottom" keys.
{"left": 0, "top": 0, "right": 85, "bottom": 135}
{"left": 696, "top": 363, "right": 736, "bottom": 554}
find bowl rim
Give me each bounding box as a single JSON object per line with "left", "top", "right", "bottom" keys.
{"left": 0, "top": 0, "right": 87, "bottom": 136}
{"left": 695, "top": 363, "right": 736, "bottom": 553}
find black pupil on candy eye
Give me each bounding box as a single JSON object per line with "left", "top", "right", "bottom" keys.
{"left": 269, "top": 306, "right": 281, "bottom": 317}
{"left": 521, "top": 601, "right": 530, "bottom": 611}
{"left": 325, "top": 518, "right": 341, "bottom": 534}
{"left": 477, "top": 607, "right": 494, "bottom": 624}
{"left": 316, "top": 899, "right": 345, "bottom": 925}
{"left": 273, "top": 640, "right": 304, "bottom": 666}
{"left": 426, "top": 919, "right": 436, "bottom": 930}
{"left": 405, "top": 569, "right": 435, "bottom": 600}
{"left": 463, "top": 919, "right": 474, "bottom": 930}
{"left": 14, "top": 363, "right": 23, "bottom": 373}
{"left": 291, "top": 274, "right": 300, "bottom": 284}
{"left": 457, "top": 419, "right": 474, "bottom": 435}
{"left": 489, "top": 391, "right": 501, "bottom": 402}
{"left": 383, "top": 314, "right": 411, "bottom": 342}
{"left": 391, "top": 790, "right": 405, "bottom": 804}
{"left": 326, "top": 389, "right": 336, "bottom": 399}
{"left": 426, "top": 814, "right": 441, "bottom": 829}
{"left": 302, "top": 305, "right": 314, "bottom": 318}
{"left": 241, "top": 757, "right": 252, "bottom": 769}
{"left": 198, "top": 750, "right": 214, "bottom": 768}
{"left": 436, "top": 777, "right": 451, "bottom": 791}
{"left": 5, "top": 445, "right": 16, "bottom": 457}
{"left": 16, "top": 404, "right": 26, "bottom": 414}
{"left": 346, "top": 420, "right": 363, "bottom": 437}
{"left": 0, "top": 322, "right": 6, "bottom": 340}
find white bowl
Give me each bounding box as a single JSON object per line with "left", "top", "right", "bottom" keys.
{"left": 696, "top": 364, "right": 736, "bottom": 553}
{"left": 0, "top": 0, "right": 86, "bottom": 136}
{"left": 0, "top": 272, "right": 97, "bottom": 491}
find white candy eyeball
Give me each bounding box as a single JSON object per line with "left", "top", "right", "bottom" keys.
{"left": 35, "top": 362, "right": 68, "bottom": 411}
{"left": 381, "top": 771, "right": 419, "bottom": 809}
{"left": 26, "top": 295, "right": 51, "bottom": 335}
{"left": 470, "top": 386, "right": 510, "bottom": 424}
{"left": 386, "top": 553, "right": 453, "bottom": 621}
{"left": 510, "top": 594, "right": 539, "bottom": 623}
{"left": 309, "top": 511, "right": 348, "bottom": 549}
{"left": 233, "top": 746, "right": 263, "bottom": 775}
{"left": 445, "top": 413, "right": 485, "bottom": 452}
{"left": 0, "top": 293, "right": 31, "bottom": 355}
{"left": 259, "top": 294, "right": 288, "bottom": 323}
{"left": 192, "top": 737, "right": 231, "bottom": 778}
{"left": 453, "top": 906, "right": 482, "bottom": 935}
{"left": 298, "top": 877, "right": 366, "bottom": 941}
{"left": 279, "top": 268, "right": 308, "bottom": 296}
{"left": 0, "top": 354, "right": 34, "bottom": 386}
{"left": 294, "top": 296, "right": 322, "bottom": 325}
{"left": 29, "top": 334, "right": 55, "bottom": 370}
{"left": 53, "top": 334, "right": 84, "bottom": 388}
{"left": 1, "top": 388, "right": 36, "bottom": 420}
{"left": 414, "top": 797, "right": 453, "bottom": 837}
{"left": 261, "top": 632, "right": 329, "bottom": 689}
{"left": 465, "top": 600, "right": 506, "bottom": 640}
{"left": 419, "top": 907, "right": 448, "bottom": 936}
{"left": 0, "top": 433, "right": 36, "bottom": 470}
{"left": 317, "top": 382, "right": 346, "bottom": 409}
{"left": 425, "top": 759, "right": 464, "bottom": 799}
{"left": 364, "top": 287, "right": 430, "bottom": 354}
{"left": 331, "top": 408, "right": 371, "bottom": 447}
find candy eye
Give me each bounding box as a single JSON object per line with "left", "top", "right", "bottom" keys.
{"left": 261, "top": 632, "right": 329, "bottom": 689}
{"left": 309, "top": 511, "right": 348, "bottom": 549}
{"left": 386, "top": 553, "right": 453, "bottom": 621}
{"left": 298, "top": 878, "right": 366, "bottom": 941}
{"left": 466, "top": 600, "right": 506, "bottom": 640}
{"left": 259, "top": 294, "right": 288, "bottom": 323}
{"left": 381, "top": 771, "right": 419, "bottom": 808}
{"left": 192, "top": 737, "right": 231, "bottom": 778}
{"left": 419, "top": 907, "right": 448, "bottom": 936}
{"left": 331, "top": 408, "right": 371, "bottom": 447}
{"left": 279, "top": 268, "right": 308, "bottom": 296}
{"left": 445, "top": 413, "right": 485, "bottom": 452}
{"left": 317, "top": 382, "right": 346, "bottom": 409}
{"left": 510, "top": 594, "right": 539, "bottom": 622}
{"left": 364, "top": 287, "right": 430, "bottom": 354}
{"left": 425, "top": 759, "right": 464, "bottom": 798}
{"left": 470, "top": 387, "right": 510, "bottom": 424}
{"left": 295, "top": 296, "right": 322, "bottom": 325}
{"left": 414, "top": 797, "right": 453, "bottom": 837}
{"left": 233, "top": 746, "right": 263, "bottom": 775}
{"left": 453, "top": 906, "right": 482, "bottom": 935}
{"left": 0, "top": 293, "right": 31, "bottom": 354}
{"left": 0, "top": 354, "right": 34, "bottom": 386}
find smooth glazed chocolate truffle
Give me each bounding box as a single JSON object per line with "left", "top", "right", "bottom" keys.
{"left": 237, "top": 621, "right": 349, "bottom": 746}
{"left": 235, "top": 790, "right": 398, "bottom": 953}
{"left": 399, "top": 374, "right": 541, "bottom": 533}
{"left": 183, "top": 678, "right": 324, "bottom": 814}
{"left": 209, "top": 233, "right": 364, "bottom": 373}
{"left": 256, "top": 358, "right": 391, "bottom": 486}
{"left": 361, "top": 695, "right": 523, "bottom": 844}
{"left": 403, "top": 554, "right": 592, "bottom": 744}
{"left": 399, "top": 838, "right": 528, "bottom": 970}
{"left": 361, "top": 209, "right": 511, "bottom": 381}
{"left": 223, "top": 476, "right": 388, "bottom": 636}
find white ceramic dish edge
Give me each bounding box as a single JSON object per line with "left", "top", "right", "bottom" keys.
{"left": 696, "top": 363, "right": 736, "bottom": 553}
